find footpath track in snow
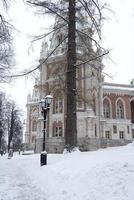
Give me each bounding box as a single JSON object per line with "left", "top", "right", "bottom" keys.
{"left": 0, "top": 154, "right": 46, "bottom": 200}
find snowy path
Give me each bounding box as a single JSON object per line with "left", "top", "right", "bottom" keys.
{"left": 0, "top": 154, "right": 46, "bottom": 200}
{"left": 1, "top": 145, "right": 134, "bottom": 200}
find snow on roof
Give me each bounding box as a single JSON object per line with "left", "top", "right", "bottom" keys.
{"left": 103, "top": 82, "right": 134, "bottom": 92}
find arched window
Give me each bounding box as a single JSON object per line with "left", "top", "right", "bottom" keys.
{"left": 116, "top": 100, "right": 124, "bottom": 119}
{"left": 32, "top": 107, "right": 37, "bottom": 113}
{"left": 32, "top": 120, "right": 37, "bottom": 132}
{"left": 103, "top": 98, "right": 111, "bottom": 119}
{"left": 130, "top": 100, "right": 134, "bottom": 123}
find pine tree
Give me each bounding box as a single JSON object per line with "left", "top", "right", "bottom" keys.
{"left": 27, "top": 0, "right": 108, "bottom": 151}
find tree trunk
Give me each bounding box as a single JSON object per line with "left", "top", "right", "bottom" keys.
{"left": 65, "top": 0, "right": 77, "bottom": 150}
{"left": 8, "top": 109, "right": 14, "bottom": 151}
{"left": 0, "top": 132, "right": 2, "bottom": 150}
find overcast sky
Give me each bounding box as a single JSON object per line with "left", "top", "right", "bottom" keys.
{"left": 101, "top": 0, "right": 134, "bottom": 84}
{"left": 1, "top": 0, "right": 134, "bottom": 112}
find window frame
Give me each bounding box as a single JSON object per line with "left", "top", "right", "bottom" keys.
{"left": 53, "top": 122, "right": 63, "bottom": 137}
{"left": 103, "top": 98, "right": 111, "bottom": 119}
{"left": 116, "top": 99, "right": 125, "bottom": 119}
{"left": 53, "top": 97, "right": 63, "bottom": 114}
{"left": 119, "top": 131, "right": 124, "bottom": 139}
{"left": 105, "top": 130, "right": 111, "bottom": 139}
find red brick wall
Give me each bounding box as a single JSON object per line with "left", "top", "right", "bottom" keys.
{"left": 103, "top": 93, "right": 131, "bottom": 120}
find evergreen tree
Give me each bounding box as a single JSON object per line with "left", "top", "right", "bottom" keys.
{"left": 27, "top": 0, "right": 108, "bottom": 151}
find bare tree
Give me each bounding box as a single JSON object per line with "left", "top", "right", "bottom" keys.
{"left": 6, "top": 101, "right": 23, "bottom": 151}
{"left": 0, "top": 0, "right": 13, "bottom": 82}
{"left": 0, "top": 92, "right": 7, "bottom": 150}
{"left": 0, "top": 92, "right": 23, "bottom": 152}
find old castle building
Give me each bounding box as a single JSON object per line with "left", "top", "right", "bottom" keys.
{"left": 25, "top": 12, "right": 134, "bottom": 153}
{"left": 25, "top": 78, "right": 134, "bottom": 153}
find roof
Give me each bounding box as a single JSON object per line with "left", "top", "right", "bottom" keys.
{"left": 103, "top": 82, "right": 134, "bottom": 95}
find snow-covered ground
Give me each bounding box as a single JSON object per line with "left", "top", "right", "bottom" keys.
{"left": 0, "top": 144, "right": 134, "bottom": 200}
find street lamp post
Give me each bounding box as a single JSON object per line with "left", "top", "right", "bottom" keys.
{"left": 40, "top": 95, "right": 53, "bottom": 166}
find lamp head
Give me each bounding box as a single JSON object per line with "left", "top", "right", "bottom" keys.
{"left": 40, "top": 95, "right": 53, "bottom": 109}
{"left": 40, "top": 99, "right": 46, "bottom": 109}
{"left": 45, "top": 95, "right": 53, "bottom": 105}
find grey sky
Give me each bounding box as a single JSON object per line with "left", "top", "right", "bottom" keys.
{"left": 101, "top": 0, "right": 134, "bottom": 83}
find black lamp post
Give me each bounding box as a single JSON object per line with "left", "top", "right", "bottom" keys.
{"left": 40, "top": 95, "right": 53, "bottom": 166}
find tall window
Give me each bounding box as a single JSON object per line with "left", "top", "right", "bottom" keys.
{"left": 105, "top": 131, "right": 110, "bottom": 139}
{"left": 95, "top": 124, "right": 97, "bottom": 137}
{"left": 127, "top": 126, "right": 130, "bottom": 134}
{"left": 103, "top": 98, "right": 111, "bottom": 119}
{"left": 53, "top": 122, "right": 63, "bottom": 137}
{"left": 76, "top": 66, "right": 84, "bottom": 109}
{"left": 132, "top": 129, "right": 134, "bottom": 138}
{"left": 130, "top": 100, "right": 134, "bottom": 123}
{"left": 113, "top": 125, "right": 117, "bottom": 134}
{"left": 53, "top": 97, "right": 63, "bottom": 114}
{"left": 93, "top": 93, "right": 96, "bottom": 115}
{"left": 32, "top": 120, "right": 37, "bottom": 132}
{"left": 119, "top": 131, "right": 124, "bottom": 139}
{"left": 117, "top": 100, "right": 124, "bottom": 119}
